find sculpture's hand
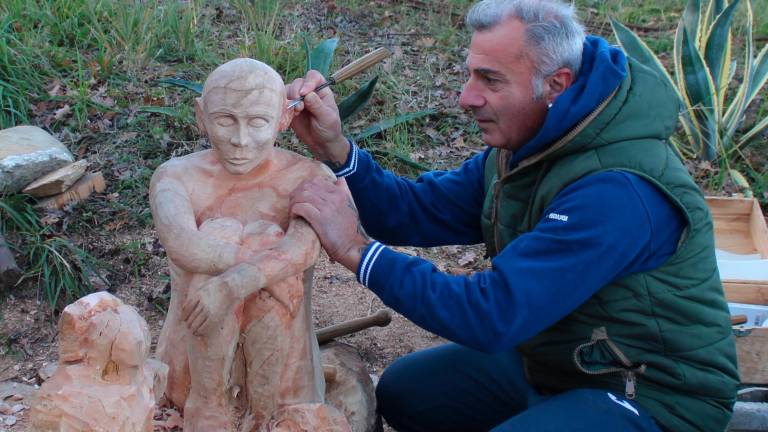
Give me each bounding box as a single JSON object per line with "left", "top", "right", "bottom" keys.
{"left": 290, "top": 177, "right": 372, "bottom": 272}
{"left": 286, "top": 70, "right": 349, "bottom": 171}
{"left": 181, "top": 274, "right": 239, "bottom": 336}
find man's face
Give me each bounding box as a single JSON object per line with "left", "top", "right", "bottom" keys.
{"left": 459, "top": 18, "right": 550, "bottom": 151}
{"left": 202, "top": 86, "right": 283, "bottom": 175}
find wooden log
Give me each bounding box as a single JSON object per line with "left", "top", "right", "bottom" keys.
{"left": 0, "top": 231, "right": 21, "bottom": 289}
{"left": 316, "top": 309, "right": 392, "bottom": 345}
{"left": 22, "top": 159, "right": 89, "bottom": 197}
{"left": 35, "top": 172, "right": 105, "bottom": 210}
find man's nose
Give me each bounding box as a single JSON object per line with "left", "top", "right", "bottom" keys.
{"left": 459, "top": 79, "right": 484, "bottom": 110}
{"left": 230, "top": 122, "right": 251, "bottom": 147}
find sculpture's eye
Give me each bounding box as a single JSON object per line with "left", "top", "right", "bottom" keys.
{"left": 248, "top": 117, "right": 269, "bottom": 128}
{"left": 215, "top": 116, "right": 235, "bottom": 127}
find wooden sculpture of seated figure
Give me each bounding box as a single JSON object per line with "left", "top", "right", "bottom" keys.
{"left": 150, "top": 58, "right": 350, "bottom": 431}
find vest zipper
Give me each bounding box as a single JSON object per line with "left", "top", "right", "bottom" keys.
{"left": 491, "top": 86, "right": 621, "bottom": 253}
{"left": 572, "top": 327, "right": 647, "bottom": 400}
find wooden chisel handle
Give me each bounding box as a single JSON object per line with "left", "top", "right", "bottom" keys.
{"left": 316, "top": 309, "right": 392, "bottom": 345}
{"left": 330, "top": 47, "right": 391, "bottom": 83}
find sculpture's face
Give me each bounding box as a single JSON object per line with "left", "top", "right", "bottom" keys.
{"left": 203, "top": 86, "right": 283, "bottom": 175}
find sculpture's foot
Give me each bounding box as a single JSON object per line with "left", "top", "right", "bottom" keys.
{"left": 260, "top": 403, "right": 351, "bottom": 432}
{"left": 184, "top": 395, "right": 234, "bottom": 432}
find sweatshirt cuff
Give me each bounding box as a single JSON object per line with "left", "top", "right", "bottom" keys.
{"left": 332, "top": 139, "right": 359, "bottom": 178}
{"left": 356, "top": 241, "right": 386, "bottom": 286}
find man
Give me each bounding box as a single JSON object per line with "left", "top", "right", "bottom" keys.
{"left": 150, "top": 59, "right": 348, "bottom": 431}
{"left": 289, "top": 0, "right": 739, "bottom": 431}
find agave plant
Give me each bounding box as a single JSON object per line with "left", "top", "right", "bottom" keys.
{"left": 611, "top": 0, "right": 768, "bottom": 165}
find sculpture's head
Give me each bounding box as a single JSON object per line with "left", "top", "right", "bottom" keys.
{"left": 195, "top": 58, "right": 291, "bottom": 175}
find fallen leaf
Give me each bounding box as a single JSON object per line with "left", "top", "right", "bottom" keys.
{"left": 54, "top": 104, "right": 71, "bottom": 120}
{"left": 416, "top": 37, "right": 436, "bottom": 48}
{"left": 47, "top": 81, "right": 63, "bottom": 97}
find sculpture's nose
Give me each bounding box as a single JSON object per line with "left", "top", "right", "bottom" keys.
{"left": 230, "top": 121, "right": 251, "bottom": 147}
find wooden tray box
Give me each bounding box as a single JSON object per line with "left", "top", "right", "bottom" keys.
{"left": 706, "top": 196, "right": 768, "bottom": 384}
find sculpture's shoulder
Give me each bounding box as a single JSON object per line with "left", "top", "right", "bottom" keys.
{"left": 152, "top": 150, "right": 215, "bottom": 183}
{"left": 273, "top": 148, "right": 335, "bottom": 181}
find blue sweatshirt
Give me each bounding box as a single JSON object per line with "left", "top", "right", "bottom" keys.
{"left": 332, "top": 37, "right": 686, "bottom": 353}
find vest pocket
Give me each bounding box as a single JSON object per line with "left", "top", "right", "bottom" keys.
{"left": 573, "top": 327, "right": 647, "bottom": 399}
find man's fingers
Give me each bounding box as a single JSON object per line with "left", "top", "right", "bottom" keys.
{"left": 300, "top": 70, "right": 327, "bottom": 96}
{"left": 291, "top": 202, "right": 322, "bottom": 224}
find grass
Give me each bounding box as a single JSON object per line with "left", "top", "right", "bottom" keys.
{"left": 0, "top": 196, "right": 105, "bottom": 316}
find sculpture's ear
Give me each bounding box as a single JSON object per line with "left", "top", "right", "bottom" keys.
{"left": 277, "top": 100, "right": 293, "bottom": 132}
{"left": 195, "top": 97, "right": 207, "bottom": 136}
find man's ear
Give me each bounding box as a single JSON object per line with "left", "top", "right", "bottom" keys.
{"left": 277, "top": 100, "right": 293, "bottom": 132}
{"left": 194, "top": 97, "right": 207, "bottom": 136}
{"left": 544, "top": 67, "right": 574, "bottom": 103}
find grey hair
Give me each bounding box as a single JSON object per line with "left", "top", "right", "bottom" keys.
{"left": 466, "top": 0, "right": 585, "bottom": 99}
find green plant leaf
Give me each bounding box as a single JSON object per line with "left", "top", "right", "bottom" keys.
{"left": 745, "top": 44, "right": 768, "bottom": 108}
{"left": 738, "top": 114, "right": 768, "bottom": 146}
{"left": 338, "top": 76, "right": 378, "bottom": 122}
{"left": 703, "top": 0, "right": 740, "bottom": 100}
{"left": 157, "top": 78, "right": 202, "bottom": 94}
{"left": 729, "top": 168, "right": 753, "bottom": 198}
{"left": 353, "top": 109, "right": 436, "bottom": 142}
{"left": 138, "top": 106, "right": 184, "bottom": 118}
{"left": 680, "top": 26, "right": 718, "bottom": 159}
{"left": 610, "top": 17, "right": 679, "bottom": 94}
{"left": 308, "top": 38, "right": 338, "bottom": 77}
{"left": 682, "top": 0, "right": 702, "bottom": 44}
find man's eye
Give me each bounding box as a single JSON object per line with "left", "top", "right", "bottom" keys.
{"left": 215, "top": 117, "right": 235, "bottom": 127}
{"left": 248, "top": 118, "right": 268, "bottom": 127}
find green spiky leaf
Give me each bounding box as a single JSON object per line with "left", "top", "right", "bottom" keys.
{"left": 703, "top": 0, "right": 740, "bottom": 98}
{"left": 307, "top": 38, "right": 338, "bottom": 77}
{"left": 338, "top": 76, "right": 378, "bottom": 122}
{"left": 157, "top": 78, "right": 202, "bottom": 94}
{"left": 354, "top": 109, "right": 436, "bottom": 142}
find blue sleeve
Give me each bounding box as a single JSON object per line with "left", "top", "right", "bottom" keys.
{"left": 356, "top": 171, "right": 686, "bottom": 353}
{"left": 332, "top": 141, "right": 488, "bottom": 247}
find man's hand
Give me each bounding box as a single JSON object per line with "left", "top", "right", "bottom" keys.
{"left": 290, "top": 177, "right": 372, "bottom": 271}
{"left": 181, "top": 269, "right": 250, "bottom": 336}
{"left": 286, "top": 70, "right": 349, "bottom": 170}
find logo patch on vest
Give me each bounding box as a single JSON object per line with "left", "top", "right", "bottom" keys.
{"left": 608, "top": 392, "right": 639, "bottom": 416}
{"left": 547, "top": 212, "right": 569, "bottom": 222}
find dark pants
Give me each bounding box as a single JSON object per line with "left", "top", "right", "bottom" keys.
{"left": 376, "top": 343, "right": 663, "bottom": 432}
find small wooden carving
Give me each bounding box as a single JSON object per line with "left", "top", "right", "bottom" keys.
{"left": 30, "top": 292, "right": 164, "bottom": 431}
{"left": 150, "top": 58, "right": 350, "bottom": 431}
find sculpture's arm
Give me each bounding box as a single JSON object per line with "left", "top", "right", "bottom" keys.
{"left": 237, "top": 216, "right": 320, "bottom": 291}
{"left": 149, "top": 168, "right": 240, "bottom": 275}
{"left": 181, "top": 217, "right": 320, "bottom": 335}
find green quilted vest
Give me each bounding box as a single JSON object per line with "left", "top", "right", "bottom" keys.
{"left": 479, "top": 58, "right": 739, "bottom": 431}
